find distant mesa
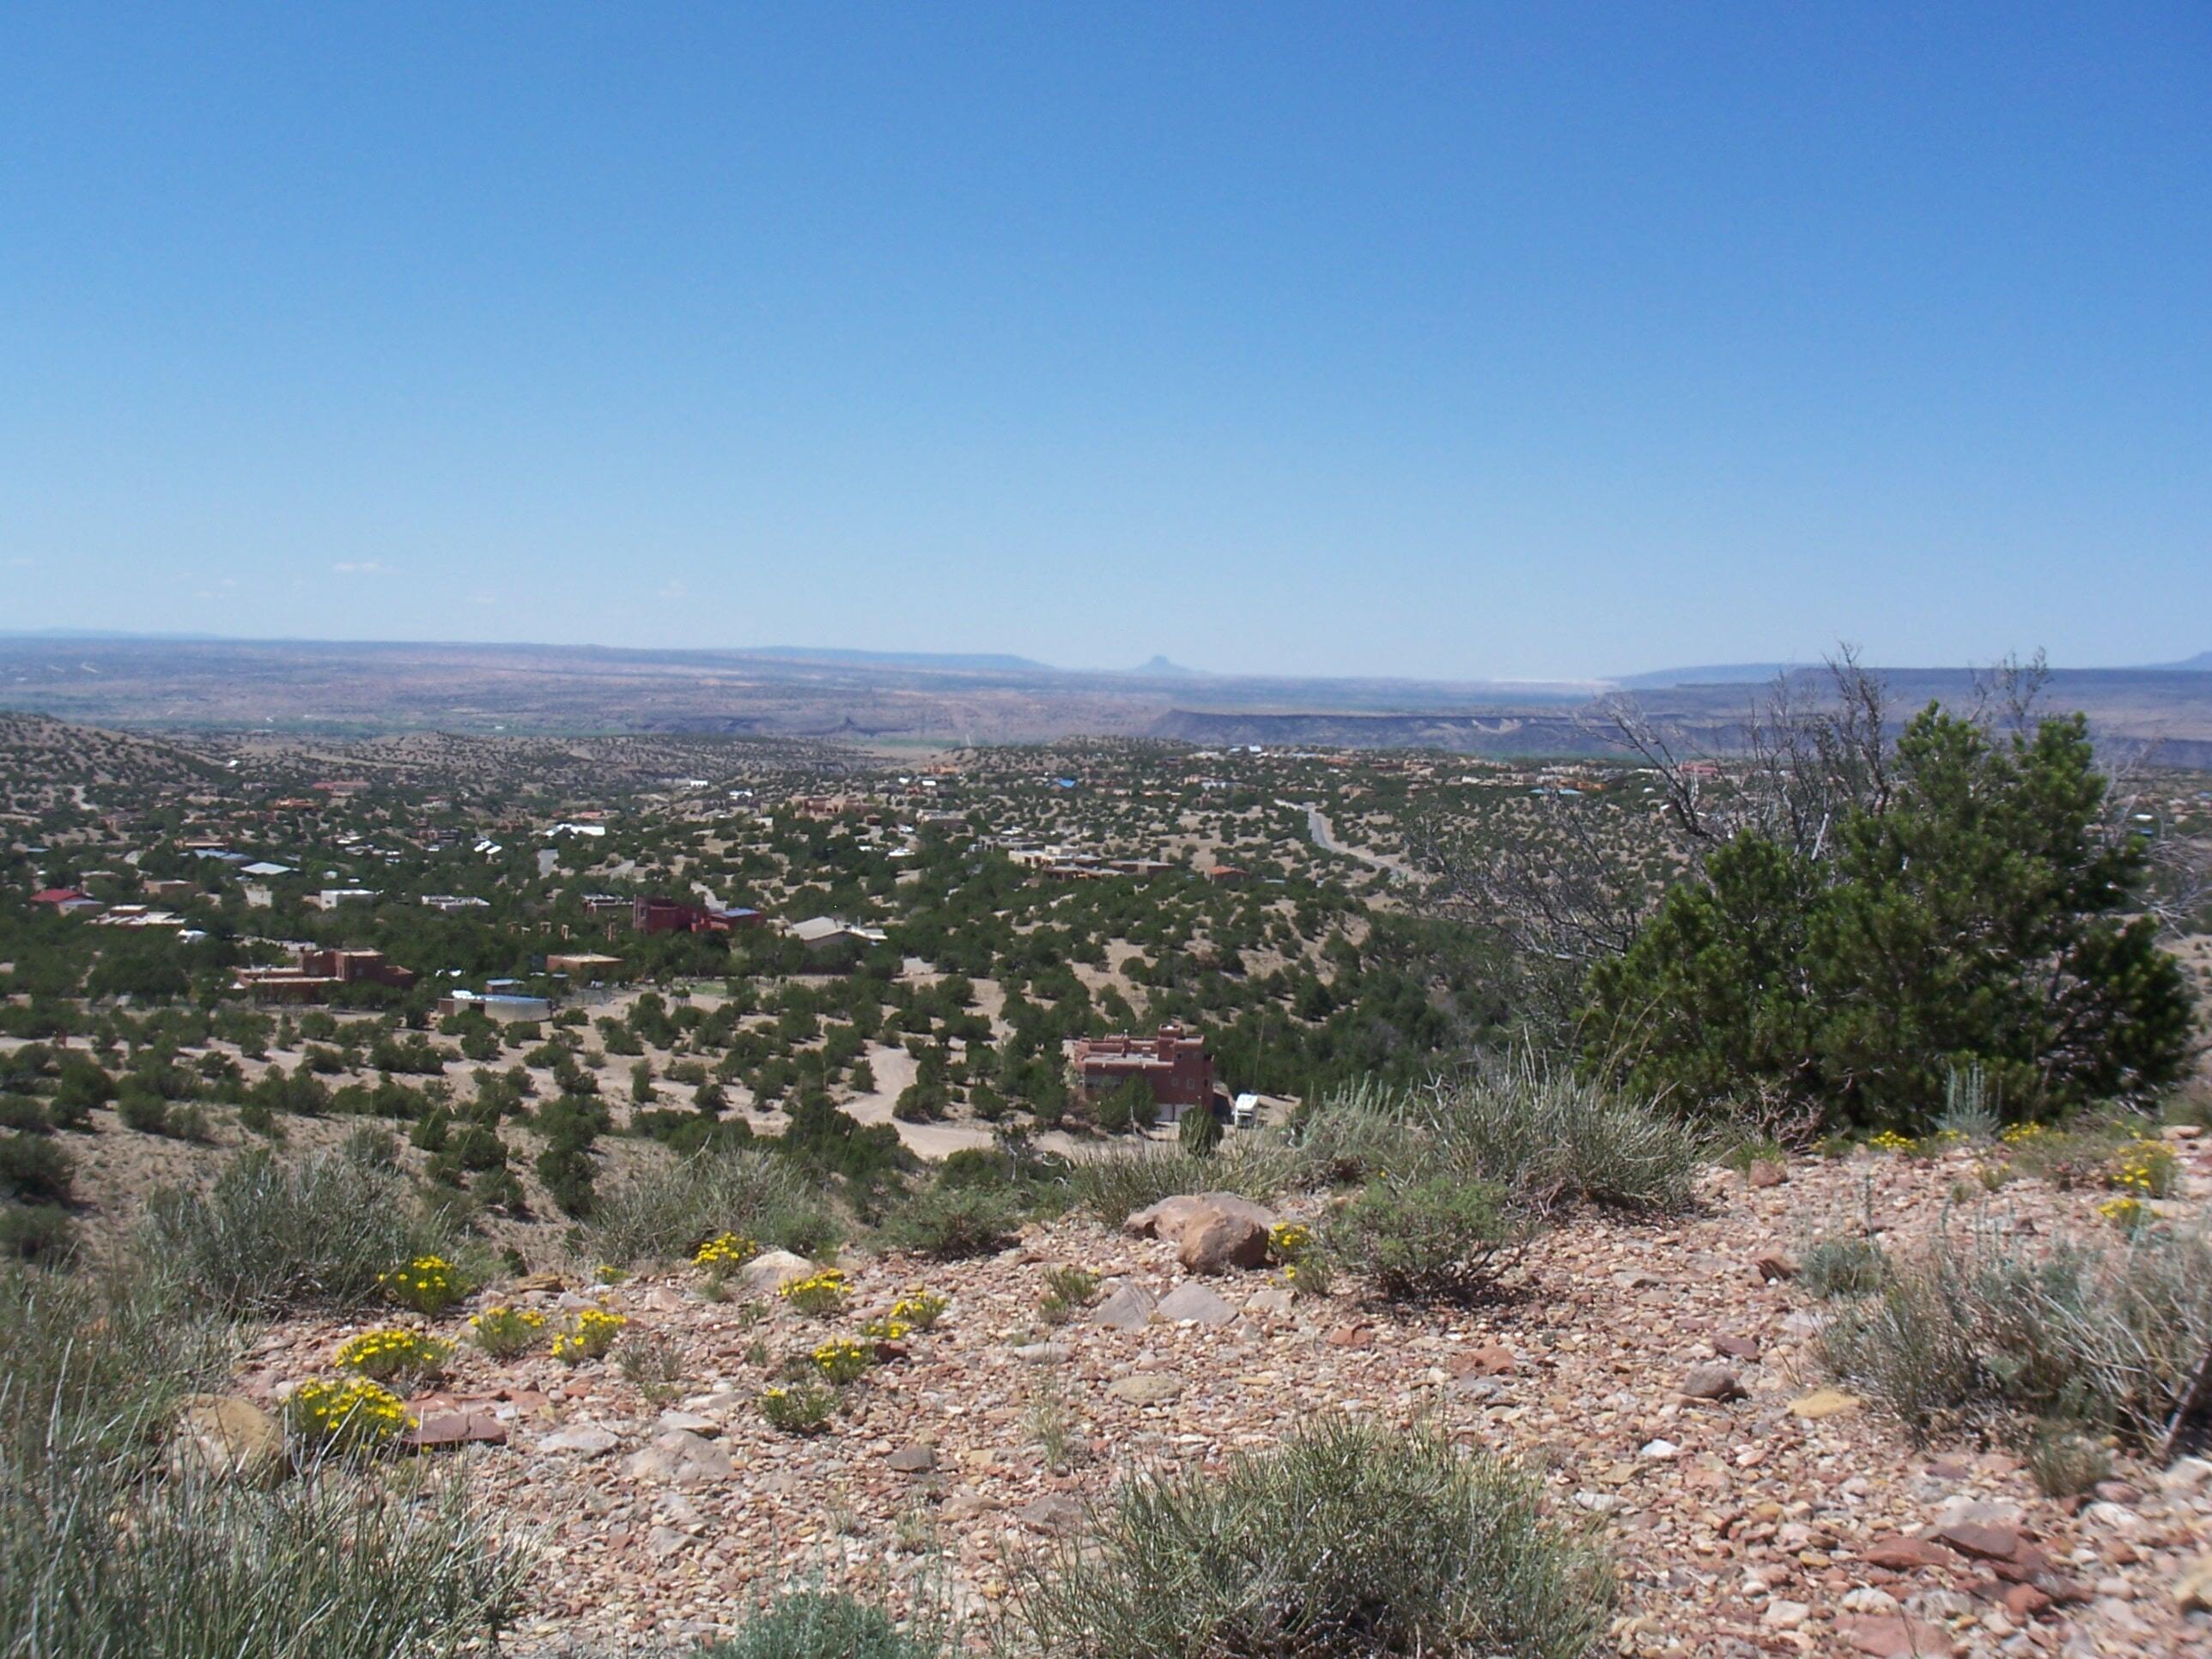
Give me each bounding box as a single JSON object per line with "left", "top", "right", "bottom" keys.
{"left": 742, "top": 646, "right": 1056, "bottom": 675}
{"left": 2154, "top": 650, "right": 2212, "bottom": 672}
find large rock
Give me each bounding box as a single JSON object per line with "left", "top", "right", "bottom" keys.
{"left": 736, "top": 1249, "right": 816, "bottom": 1297}
{"left": 168, "top": 1394, "right": 286, "bottom": 1484}
{"left": 1176, "top": 1206, "right": 1270, "bottom": 1274}
{"left": 1127, "top": 1192, "right": 1277, "bottom": 1244}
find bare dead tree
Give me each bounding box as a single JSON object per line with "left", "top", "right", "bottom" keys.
{"left": 1594, "top": 647, "right": 1894, "bottom": 865}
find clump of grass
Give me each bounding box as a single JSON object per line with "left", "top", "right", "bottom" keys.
{"left": 1038, "top": 1266, "right": 1100, "bottom": 1326}
{"left": 1820, "top": 1220, "right": 2212, "bottom": 1447}
{"left": 0, "top": 1270, "right": 526, "bottom": 1656}
{"left": 468, "top": 1304, "right": 547, "bottom": 1358}
{"left": 616, "top": 1328, "right": 686, "bottom": 1404}
{"left": 1025, "top": 1376, "right": 1085, "bottom": 1473}
{"left": 1008, "top": 1418, "right": 1612, "bottom": 1658}
{"left": 2027, "top": 1423, "right": 2112, "bottom": 1498}
{"left": 143, "top": 1146, "right": 454, "bottom": 1316}
{"left": 1297, "top": 1060, "right": 1705, "bottom": 1215}
{"left": 588, "top": 1146, "right": 839, "bottom": 1267}
{"left": 1798, "top": 1236, "right": 1888, "bottom": 1299}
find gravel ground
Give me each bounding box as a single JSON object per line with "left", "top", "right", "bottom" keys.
{"left": 231, "top": 1133, "right": 2212, "bottom": 1656}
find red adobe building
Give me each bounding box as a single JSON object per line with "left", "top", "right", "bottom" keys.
{"left": 1071, "top": 1022, "right": 1219, "bottom": 1120}
{"left": 631, "top": 896, "right": 764, "bottom": 935}
{"left": 235, "top": 947, "right": 417, "bottom": 1005}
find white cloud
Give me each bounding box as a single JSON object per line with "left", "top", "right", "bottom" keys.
{"left": 332, "top": 559, "right": 395, "bottom": 575}
{"left": 657, "top": 580, "right": 688, "bottom": 600}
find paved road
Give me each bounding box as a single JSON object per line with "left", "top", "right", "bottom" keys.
{"left": 1280, "top": 800, "right": 1417, "bottom": 883}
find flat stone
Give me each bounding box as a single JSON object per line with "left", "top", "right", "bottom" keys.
{"left": 735, "top": 1249, "right": 816, "bottom": 1296}
{"left": 1091, "top": 1283, "right": 1158, "bottom": 1331}
{"left": 1155, "top": 1282, "right": 1238, "bottom": 1326}
{"left": 404, "top": 1411, "right": 507, "bottom": 1450}
{"left": 1449, "top": 1344, "right": 1516, "bottom": 1376}
{"left": 1106, "top": 1373, "right": 1185, "bottom": 1406}
{"left": 167, "top": 1395, "right": 286, "bottom": 1483}
{"left": 657, "top": 1410, "right": 717, "bottom": 1436}
{"left": 1932, "top": 1521, "right": 2022, "bottom": 1562}
{"left": 1838, "top": 1613, "right": 1959, "bottom": 1656}
{"left": 1860, "top": 1536, "right": 1954, "bottom": 1571}
{"left": 1018, "top": 1493, "right": 1085, "bottom": 1535}
{"left": 886, "top": 1443, "right": 937, "bottom": 1474}
{"left": 1010, "top": 1342, "right": 1072, "bottom": 1363}
{"left": 1714, "top": 1334, "right": 1761, "bottom": 1361}
{"left": 2175, "top": 1554, "right": 2212, "bottom": 1612}
{"left": 1789, "top": 1388, "right": 1861, "bottom": 1420}
{"left": 646, "top": 1525, "right": 694, "bottom": 1559}
{"left": 627, "top": 1428, "right": 732, "bottom": 1487}
{"left": 1747, "top": 1158, "right": 1788, "bottom": 1188}
{"left": 538, "top": 1425, "right": 622, "bottom": 1457}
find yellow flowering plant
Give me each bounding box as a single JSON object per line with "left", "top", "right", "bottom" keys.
{"left": 811, "top": 1337, "right": 873, "bottom": 1386}
{"left": 1867, "top": 1130, "right": 1916, "bottom": 1154}
{"left": 1267, "top": 1222, "right": 1313, "bottom": 1263}
{"left": 2107, "top": 1138, "right": 2179, "bottom": 1199}
{"left": 757, "top": 1382, "right": 835, "bottom": 1435}
{"left": 468, "top": 1305, "right": 548, "bottom": 1358}
{"left": 551, "top": 1308, "right": 628, "bottom": 1364}
{"left": 333, "top": 1328, "right": 452, "bottom": 1383}
{"left": 777, "top": 1267, "right": 849, "bottom": 1316}
{"left": 286, "top": 1376, "right": 414, "bottom": 1451}
{"left": 693, "top": 1232, "right": 761, "bottom": 1272}
{"left": 2097, "top": 1194, "right": 2151, "bottom": 1236}
{"left": 889, "top": 1290, "right": 948, "bottom": 1330}
{"left": 380, "top": 1255, "right": 470, "bottom": 1316}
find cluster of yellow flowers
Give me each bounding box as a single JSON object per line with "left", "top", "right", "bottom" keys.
{"left": 380, "top": 1255, "right": 466, "bottom": 1316}
{"left": 468, "top": 1305, "right": 548, "bottom": 1358}
{"left": 757, "top": 1382, "right": 836, "bottom": 1435}
{"left": 2107, "top": 1138, "right": 2179, "bottom": 1199}
{"left": 287, "top": 1376, "right": 414, "bottom": 1449}
{"left": 551, "top": 1308, "right": 628, "bottom": 1364}
{"left": 888, "top": 1289, "right": 948, "bottom": 1329}
{"left": 333, "top": 1328, "right": 451, "bottom": 1382}
{"left": 861, "top": 1315, "right": 912, "bottom": 1343}
{"left": 1268, "top": 1222, "right": 1314, "bottom": 1261}
{"left": 693, "top": 1232, "right": 761, "bottom": 1271}
{"left": 2097, "top": 1194, "right": 2150, "bottom": 1235}
{"left": 2000, "top": 1121, "right": 2050, "bottom": 1146}
{"left": 1867, "top": 1130, "right": 1916, "bottom": 1153}
{"left": 593, "top": 1263, "right": 629, "bottom": 1286}
{"left": 778, "top": 1267, "right": 850, "bottom": 1315}
{"left": 811, "top": 1337, "right": 873, "bottom": 1385}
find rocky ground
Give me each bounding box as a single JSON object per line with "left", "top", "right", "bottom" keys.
{"left": 216, "top": 1136, "right": 2212, "bottom": 1657}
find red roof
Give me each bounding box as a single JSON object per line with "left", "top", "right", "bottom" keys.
{"left": 31, "top": 888, "right": 88, "bottom": 905}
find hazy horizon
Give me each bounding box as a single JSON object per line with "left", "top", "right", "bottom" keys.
{"left": 4, "top": 6, "right": 2208, "bottom": 678}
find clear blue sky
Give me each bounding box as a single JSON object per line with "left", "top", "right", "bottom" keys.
{"left": 3, "top": 3, "right": 2206, "bottom": 680}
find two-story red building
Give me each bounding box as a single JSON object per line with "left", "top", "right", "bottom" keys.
{"left": 1070, "top": 1022, "right": 1219, "bottom": 1121}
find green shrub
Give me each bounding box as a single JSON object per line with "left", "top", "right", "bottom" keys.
{"left": 1008, "top": 1418, "right": 1611, "bottom": 1658}
{"left": 2026, "top": 1423, "right": 2112, "bottom": 1498}
{"left": 0, "top": 1134, "right": 74, "bottom": 1206}
{"left": 1820, "top": 1222, "right": 2212, "bottom": 1445}
{"left": 1587, "top": 708, "right": 2193, "bottom": 1129}
{"left": 701, "top": 1589, "right": 939, "bottom": 1659}
{"left": 588, "top": 1146, "right": 839, "bottom": 1266}
{"left": 1326, "top": 1175, "right": 1520, "bottom": 1301}
{"left": 143, "top": 1147, "right": 453, "bottom": 1316}
{"left": 884, "top": 1182, "right": 1020, "bottom": 1260}
{"left": 0, "top": 1205, "right": 76, "bottom": 1266}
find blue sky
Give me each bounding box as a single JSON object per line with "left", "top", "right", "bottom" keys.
{"left": 3, "top": 3, "right": 2206, "bottom": 680}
